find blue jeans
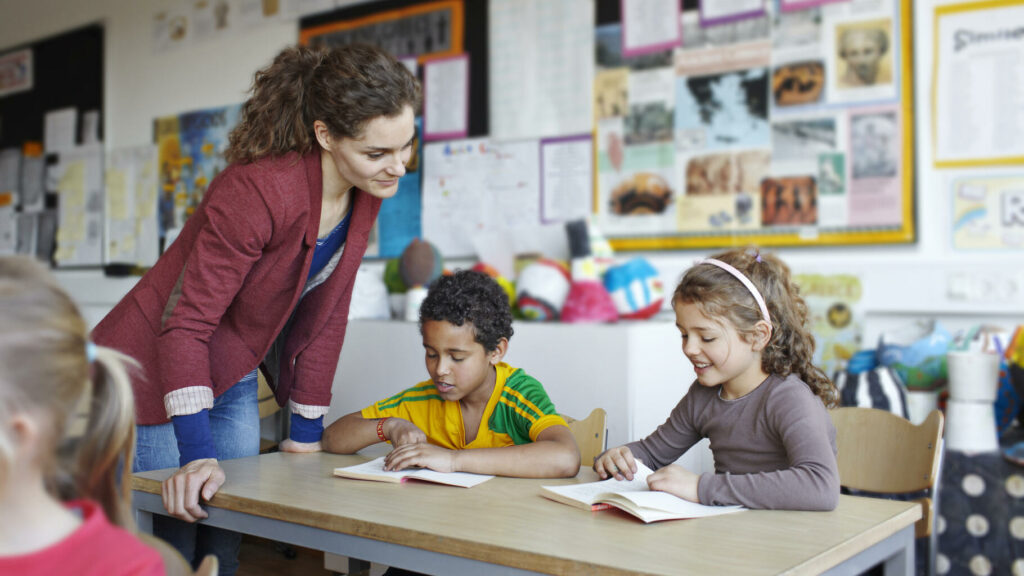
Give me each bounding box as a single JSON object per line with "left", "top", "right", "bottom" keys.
{"left": 134, "top": 375, "right": 260, "bottom": 576}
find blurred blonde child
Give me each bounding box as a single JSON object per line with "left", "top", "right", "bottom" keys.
{"left": 595, "top": 248, "right": 840, "bottom": 510}
{"left": 0, "top": 256, "right": 165, "bottom": 575}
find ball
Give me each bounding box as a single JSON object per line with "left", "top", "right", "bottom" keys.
{"left": 603, "top": 258, "right": 665, "bottom": 320}
{"left": 515, "top": 259, "right": 570, "bottom": 321}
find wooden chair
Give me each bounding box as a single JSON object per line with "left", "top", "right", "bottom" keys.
{"left": 138, "top": 532, "right": 218, "bottom": 576}
{"left": 830, "top": 407, "right": 944, "bottom": 576}
{"left": 563, "top": 408, "right": 607, "bottom": 467}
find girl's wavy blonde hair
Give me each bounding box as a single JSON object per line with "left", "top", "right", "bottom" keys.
{"left": 0, "top": 256, "right": 140, "bottom": 528}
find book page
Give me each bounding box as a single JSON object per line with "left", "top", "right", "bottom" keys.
{"left": 541, "top": 462, "right": 655, "bottom": 504}
{"left": 611, "top": 491, "right": 745, "bottom": 517}
{"left": 334, "top": 457, "right": 493, "bottom": 488}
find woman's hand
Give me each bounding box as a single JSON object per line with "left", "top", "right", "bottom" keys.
{"left": 647, "top": 464, "right": 700, "bottom": 503}
{"left": 594, "top": 446, "right": 638, "bottom": 481}
{"left": 278, "top": 439, "right": 322, "bottom": 453}
{"left": 161, "top": 458, "right": 225, "bottom": 522}
{"left": 383, "top": 443, "right": 455, "bottom": 472}
{"left": 384, "top": 418, "right": 427, "bottom": 448}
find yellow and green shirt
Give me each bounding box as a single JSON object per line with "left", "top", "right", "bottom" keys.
{"left": 361, "top": 362, "right": 567, "bottom": 449}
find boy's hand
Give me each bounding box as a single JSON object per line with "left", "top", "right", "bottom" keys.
{"left": 384, "top": 443, "right": 455, "bottom": 472}
{"left": 385, "top": 418, "right": 428, "bottom": 447}
{"left": 594, "top": 446, "right": 638, "bottom": 481}
{"left": 647, "top": 464, "right": 700, "bottom": 503}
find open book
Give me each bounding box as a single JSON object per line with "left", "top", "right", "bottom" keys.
{"left": 333, "top": 456, "right": 494, "bottom": 488}
{"left": 540, "top": 462, "right": 745, "bottom": 523}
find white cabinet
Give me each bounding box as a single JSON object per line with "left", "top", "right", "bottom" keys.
{"left": 326, "top": 318, "right": 713, "bottom": 473}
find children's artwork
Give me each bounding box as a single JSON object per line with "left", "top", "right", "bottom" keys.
{"left": 951, "top": 176, "right": 1024, "bottom": 251}
{"left": 595, "top": 0, "right": 914, "bottom": 251}
{"left": 154, "top": 104, "right": 241, "bottom": 241}
{"left": 793, "top": 273, "right": 863, "bottom": 377}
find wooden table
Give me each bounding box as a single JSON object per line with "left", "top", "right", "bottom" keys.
{"left": 132, "top": 452, "right": 920, "bottom": 575}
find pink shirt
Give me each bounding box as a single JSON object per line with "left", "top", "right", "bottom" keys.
{"left": 0, "top": 500, "right": 164, "bottom": 576}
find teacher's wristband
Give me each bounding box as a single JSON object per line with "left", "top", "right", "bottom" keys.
{"left": 376, "top": 417, "right": 390, "bottom": 442}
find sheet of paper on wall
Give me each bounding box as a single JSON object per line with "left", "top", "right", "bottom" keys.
{"left": 106, "top": 145, "right": 160, "bottom": 267}
{"left": 488, "top": 0, "right": 594, "bottom": 140}
{"left": 422, "top": 138, "right": 541, "bottom": 258}
{"left": 0, "top": 148, "right": 20, "bottom": 201}
{"left": 540, "top": 135, "right": 593, "bottom": 224}
{"left": 20, "top": 153, "right": 46, "bottom": 213}
{"left": 423, "top": 55, "right": 469, "bottom": 141}
{"left": 53, "top": 144, "right": 104, "bottom": 267}
{"left": 0, "top": 205, "right": 16, "bottom": 256}
{"left": 44, "top": 107, "right": 78, "bottom": 155}
{"left": 621, "top": 0, "right": 681, "bottom": 56}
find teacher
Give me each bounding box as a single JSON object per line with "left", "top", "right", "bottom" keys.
{"left": 91, "top": 43, "right": 420, "bottom": 574}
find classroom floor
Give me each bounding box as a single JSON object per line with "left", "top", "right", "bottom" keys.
{"left": 236, "top": 535, "right": 389, "bottom": 576}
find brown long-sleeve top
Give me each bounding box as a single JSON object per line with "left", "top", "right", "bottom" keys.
{"left": 625, "top": 373, "right": 839, "bottom": 511}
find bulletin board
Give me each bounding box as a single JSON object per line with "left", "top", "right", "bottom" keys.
{"left": 299, "top": 0, "right": 489, "bottom": 137}
{"left": 0, "top": 24, "right": 104, "bottom": 148}
{"left": 592, "top": 0, "right": 916, "bottom": 251}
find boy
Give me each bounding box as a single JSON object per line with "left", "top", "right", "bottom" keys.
{"left": 322, "top": 269, "right": 580, "bottom": 478}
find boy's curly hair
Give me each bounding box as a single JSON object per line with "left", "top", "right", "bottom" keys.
{"left": 418, "top": 269, "right": 514, "bottom": 352}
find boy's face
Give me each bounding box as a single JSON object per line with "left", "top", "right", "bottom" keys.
{"left": 422, "top": 320, "right": 505, "bottom": 406}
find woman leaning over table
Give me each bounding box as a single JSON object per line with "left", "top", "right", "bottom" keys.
{"left": 91, "top": 43, "right": 421, "bottom": 575}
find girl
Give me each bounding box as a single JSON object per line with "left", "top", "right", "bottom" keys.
{"left": 594, "top": 248, "right": 840, "bottom": 510}
{"left": 0, "top": 256, "right": 164, "bottom": 575}
{"left": 91, "top": 43, "right": 421, "bottom": 573}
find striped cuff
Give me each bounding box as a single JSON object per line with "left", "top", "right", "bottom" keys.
{"left": 172, "top": 410, "right": 218, "bottom": 466}
{"left": 164, "top": 386, "right": 215, "bottom": 418}
{"left": 289, "top": 414, "right": 324, "bottom": 443}
{"left": 289, "top": 400, "right": 329, "bottom": 419}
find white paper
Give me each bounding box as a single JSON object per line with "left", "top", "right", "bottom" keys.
{"left": 622, "top": 0, "right": 680, "bottom": 55}
{"left": 0, "top": 207, "right": 15, "bottom": 256}
{"left": 44, "top": 108, "right": 78, "bottom": 154}
{"left": 53, "top": 144, "right": 104, "bottom": 267}
{"left": 82, "top": 110, "right": 101, "bottom": 145}
{"left": 488, "top": 0, "right": 594, "bottom": 140}
{"left": 700, "top": 0, "right": 765, "bottom": 23}
{"left": 422, "top": 138, "right": 541, "bottom": 258}
{"left": 541, "top": 137, "right": 593, "bottom": 223}
{"left": 934, "top": 3, "right": 1024, "bottom": 165}
{"left": 106, "top": 145, "right": 160, "bottom": 267}
{"left": 423, "top": 55, "right": 469, "bottom": 139}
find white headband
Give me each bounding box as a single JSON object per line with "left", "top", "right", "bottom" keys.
{"left": 696, "top": 258, "right": 771, "bottom": 325}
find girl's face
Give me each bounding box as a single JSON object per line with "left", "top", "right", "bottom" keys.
{"left": 320, "top": 105, "right": 416, "bottom": 199}
{"left": 673, "top": 300, "right": 768, "bottom": 399}
{"left": 421, "top": 320, "right": 506, "bottom": 406}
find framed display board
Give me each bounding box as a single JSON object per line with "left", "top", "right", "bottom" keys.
{"left": 592, "top": 0, "right": 915, "bottom": 251}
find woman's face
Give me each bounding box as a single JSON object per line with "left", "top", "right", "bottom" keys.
{"left": 321, "top": 105, "right": 416, "bottom": 199}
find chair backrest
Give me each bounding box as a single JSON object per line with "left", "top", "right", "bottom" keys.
{"left": 563, "top": 408, "right": 607, "bottom": 467}
{"left": 830, "top": 407, "right": 944, "bottom": 538}
{"left": 138, "top": 532, "right": 219, "bottom": 576}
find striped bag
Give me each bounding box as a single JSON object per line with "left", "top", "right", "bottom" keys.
{"left": 834, "top": 366, "right": 910, "bottom": 420}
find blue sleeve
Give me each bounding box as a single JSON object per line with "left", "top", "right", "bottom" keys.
{"left": 289, "top": 413, "right": 324, "bottom": 443}
{"left": 171, "top": 410, "right": 218, "bottom": 466}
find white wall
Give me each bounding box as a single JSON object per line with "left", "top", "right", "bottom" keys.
{"left": 2, "top": 0, "right": 1022, "bottom": 338}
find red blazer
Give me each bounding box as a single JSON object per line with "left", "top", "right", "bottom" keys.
{"left": 92, "top": 151, "right": 381, "bottom": 425}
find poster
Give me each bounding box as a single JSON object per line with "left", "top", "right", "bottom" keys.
{"left": 951, "top": 175, "right": 1024, "bottom": 251}
{"left": 155, "top": 103, "right": 241, "bottom": 241}
{"left": 794, "top": 272, "right": 864, "bottom": 377}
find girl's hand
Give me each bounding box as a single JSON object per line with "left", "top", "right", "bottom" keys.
{"left": 594, "top": 446, "right": 638, "bottom": 481}
{"left": 162, "top": 458, "right": 225, "bottom": 522}
{"left": 647, "top": 464, "right": 700, "bottom": 503}
{"left": 278, "top": 438, "right": 322, "bottom": 453}
{"left": 384, "top": 418, "right": 428, "bottom": 448}
{"left": 383, "top": 443, "right": 455, "bottom": 472}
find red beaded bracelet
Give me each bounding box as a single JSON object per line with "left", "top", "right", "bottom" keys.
{"left": 376, "top": 417, "right": 390, "bottom": 442}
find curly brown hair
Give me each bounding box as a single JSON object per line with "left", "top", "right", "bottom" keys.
{"left": 225, "top": 43, "right": 422, "bottom": 164}
{"left": 673, "top": 247, "right": 837, "bottom": 408}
